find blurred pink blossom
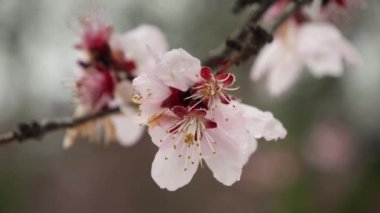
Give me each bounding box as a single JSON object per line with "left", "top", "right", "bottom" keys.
{"left": 304, "top": 120, "right": 356, "bottom": 173}
{"left": 64, "top": 15, "right": 168, "bottom": 148}
{"left": 250, "top": 19, "right": 360, "bottom": 96}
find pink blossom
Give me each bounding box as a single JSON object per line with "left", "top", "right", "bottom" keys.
{"left": 134, "top": 48, "right": 286, "bottom": 190}
{"left": 64, "top": 76, "right": 144, "bottom": 148}
{"left": 64, "top": 17, "right": 168, "bottom": 148}
{"left": 251, "top": 19, "right": 360, "bottom": 96}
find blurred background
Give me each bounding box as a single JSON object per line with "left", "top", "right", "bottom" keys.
{"left": 0, "top": 0, "right": 379, "bottom": 212}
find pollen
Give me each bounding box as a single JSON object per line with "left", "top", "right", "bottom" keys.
{"left": 132, "top": 94, "right": 142, "bottom": 104}
{"left": 147, "top": 89, "right": 153, "bottom": 97}
{"left": 184, "top": 133, "right": 194, "bottom": 144}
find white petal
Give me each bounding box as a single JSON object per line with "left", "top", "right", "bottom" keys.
{"left": 266, "top": 50, "right": 303, "bottom": 96}
{"left": 125, "top": 24, "right": 168, "bottom": 55}
{"left": 250, "top": 40, "right": 282, "bottom": 81}
{"left": 251, "top": 22, "right": 303, "bottom": 96}
{"left": 112, "top": 24, "right": 168, "bottom": 75}
{"left": 133, "top": 74, "right": 170, "bottom": 101}
{"left": 239, "top": 103, "right": 287, "bottom": 141}
{"left": 205, "top": 129, "right": 257, "bottom": 186}
{"left": 209, "top": 103, "right": 244, "bottom": 136}
{"left": 148, "top": 118, "right": 175, "bottom": 147}
{"left": 153, "top": 48, "right": 202, "bottom": 91}
{"left": 297, "top": 22, "right": 360, "bottom": 78}
{"left": 151, "top": 144, "right": 199, "bottom": 191}
{"left": 111, "top": 108, "right": 144, "bottom": 146}
{"left": 338, "top": 38, "right": 361, "bottom": 68}
{"left": 133, "top": 74, "right": 171, "bottom": 122}
{"left": 112, "top": 81, "right": 134, "bottom": 106}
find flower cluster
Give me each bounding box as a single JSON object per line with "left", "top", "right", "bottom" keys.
{"left": 64, "top": 14, "right": 168, "bottom": 148}
{"left": 61, "top": 0, "right": 362, "bottom": 190}
{"left": 251, "top": 0, "right": 361, "bottom": 96}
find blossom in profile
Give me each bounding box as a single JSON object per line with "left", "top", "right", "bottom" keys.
{"left": 250, "top": 0, "right": 360, "bottom": 96}
{"left": 64, "top": 15, "right": 168, "bottom": 148}
{"left": 134, "top": 48, "right": 286, "bottom": 191}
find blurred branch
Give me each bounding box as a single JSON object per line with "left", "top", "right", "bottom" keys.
{"left": 204, "top": 0, "right": 310, "bottom": 67}
{"left": 233, "top": 0, "right": 262, "bottom": 14}
{"left": 0, "top": 107, "right": 121, "bottom": 146}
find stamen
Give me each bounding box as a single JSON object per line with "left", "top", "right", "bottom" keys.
{"left": 223, "top": 85, "right": 240, "bottom": 91}
{"left": 188, "top": 99, "right": 204, "bottom": 111}
{"left": 219, "top": 73, "right": 232, "bottom": 82}
{"left": 203, "top": 131, "right": 216, "bottom": 154}
{"left": 163, "top": 112, "right": 218, "bottom": 171}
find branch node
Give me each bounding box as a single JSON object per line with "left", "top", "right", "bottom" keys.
{"left": 17, "top": 121, "right": 43, "bottom": 142}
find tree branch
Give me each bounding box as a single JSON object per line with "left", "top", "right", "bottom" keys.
{"left": 233, "top": 0, "right": 265, "bottom": 14}
{"left": 203, "top": 0, "right": 310, "bottom": 67}
{"left": 0, "top": 107, "right": 121, "bottom": 146}
{"left": 203, "top": 0, "right": 275, "bottom": 67}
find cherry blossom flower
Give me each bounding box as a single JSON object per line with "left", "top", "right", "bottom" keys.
{"left": 64, "top": 16, "right": 168, "bottom": 148}
{"left": 251, "top": 18, "right": 360, "bottom": 96}
{"left": 134, "top": 48, "right": 286, "bottom": 191}
{"left": 250, "top": 0, "right": 361, "bottom": 96}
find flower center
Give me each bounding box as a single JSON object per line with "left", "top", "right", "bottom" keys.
{"left": 187, "top": 67, "right": 239, "bottom": 110}
{"left": 160, "top": 108, "right": 217, "bottom": 171}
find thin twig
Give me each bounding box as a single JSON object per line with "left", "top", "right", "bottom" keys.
{"left": 0, "top": 107, "right": 121, "bottom": 146}
{"left": 203, "top": 0, "right": 275, "bottom": 67}
{"left": 203, "top": 0, "right": 310, "bottom": 67}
